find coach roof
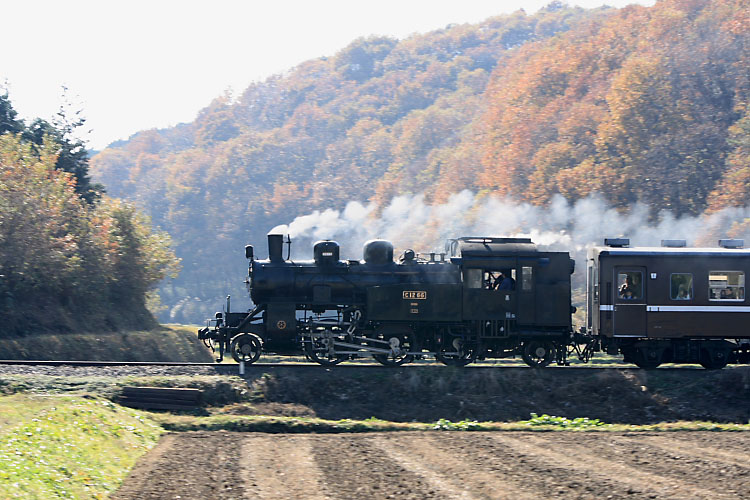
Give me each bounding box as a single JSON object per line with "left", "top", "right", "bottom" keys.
{"left": 593, "top": 246, "right": 750, "bottom": 257}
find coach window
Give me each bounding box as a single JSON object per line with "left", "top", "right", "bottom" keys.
{"left": 617, "top": 271, "right": 642, "bottom": 300}
{"left": 670, "top": 273, "right": 693, "bottom": 300}
{"left": 709, "top": 271, "right": 745, "bottom": 301}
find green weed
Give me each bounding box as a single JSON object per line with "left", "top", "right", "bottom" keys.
{"left": 433, "top": 418, "right": 482, "bottom": 431}
{"left": 525, "top": 412, "right": 610, "bottom": 429}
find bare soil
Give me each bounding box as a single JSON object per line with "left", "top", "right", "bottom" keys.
{"left": 113, "top": 431, "right": 750, "bottom": 500}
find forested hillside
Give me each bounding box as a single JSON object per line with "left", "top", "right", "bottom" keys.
{"left": 477, "top": 0, "right": 750, "bottom": 215}
{"left": 90, "top": 0, "right": 750, "bottom": 323}
{"left": 0, "top": 94, "right": 180, "bottom": 335}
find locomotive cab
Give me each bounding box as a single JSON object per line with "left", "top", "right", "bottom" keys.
{"left": 454, "top": 237, "right": 573, "bottom": 331}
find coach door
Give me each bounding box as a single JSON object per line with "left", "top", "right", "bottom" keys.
{"left": 613, "top": 267, "right": 647, "bottom": 336}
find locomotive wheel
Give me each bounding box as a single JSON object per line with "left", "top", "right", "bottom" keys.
{"left": 230, "top": 334, "right": 262, "bottom": 364}
{"left": 632, "top": 347, "right": 661, "bottom": 369}
{"left": 435, "top": 337, "right": 475, "bottom": 367}
{"left": 435, "top": 352, "right": 475, "bottom": 366}
{"left": 304, "top": 335, "right": 346, "bottom": 366}
{"left": 373, "top": 335, "right": 414, "bottom": 366}
{"left": 521, "top": 341, "right": 555, "bottom": 368}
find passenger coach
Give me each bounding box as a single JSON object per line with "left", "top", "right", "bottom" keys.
{"left": 588, "top": 238, "right": 750, "bottom": 369}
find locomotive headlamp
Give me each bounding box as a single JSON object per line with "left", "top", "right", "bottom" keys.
{"left": 245, "top": 245, "right": 254, "bottom": 260}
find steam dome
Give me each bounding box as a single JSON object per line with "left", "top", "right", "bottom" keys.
{"left": 363, "top": 239, "right": 394, "bottom": 265}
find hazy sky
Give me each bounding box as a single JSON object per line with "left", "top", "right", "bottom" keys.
{"left": 1, "top": 0, "right": 654, "bottom": 150}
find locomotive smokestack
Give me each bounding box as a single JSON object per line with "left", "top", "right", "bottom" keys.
{"left": 268, "top": 234, "right": 284, "bottom": 262}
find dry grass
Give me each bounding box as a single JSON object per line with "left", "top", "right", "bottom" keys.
{"left": 0, "top": 325, "right": 213, "bottom": 362}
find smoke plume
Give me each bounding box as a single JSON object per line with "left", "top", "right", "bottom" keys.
{"left": 272, "top": 191, "right": 750, "bottom": 263}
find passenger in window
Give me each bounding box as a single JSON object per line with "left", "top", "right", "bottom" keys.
{"left": 677, "top": 285, "right": 690, "bottom": 300}
{"left": 619, "top": 275, "right": 636, "bottom": 298}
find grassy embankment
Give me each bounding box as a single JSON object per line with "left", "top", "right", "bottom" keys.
{"left": 2, "top": 366, "right": 749, "bottom": 433}
{"left": 0, "top": 394, "right": 162, "bottom": 499}
{"left": 0, "top": 324, "right": 213, "bottom": 362}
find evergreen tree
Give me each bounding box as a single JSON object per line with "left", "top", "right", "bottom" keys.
{"left": 0, "top": 90, "right": 23, "bottom": 135}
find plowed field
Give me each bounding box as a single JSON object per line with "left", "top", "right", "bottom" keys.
{"left": 113, "top": 431, "right": 750, "bottom": 500}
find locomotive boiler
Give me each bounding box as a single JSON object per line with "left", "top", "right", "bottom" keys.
{"left": 198, "top": 233, "right": 575, "bottom": 368}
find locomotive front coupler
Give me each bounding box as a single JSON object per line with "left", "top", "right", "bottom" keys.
{"left": 198, "top": 322, "right": 229, "bottom": 362}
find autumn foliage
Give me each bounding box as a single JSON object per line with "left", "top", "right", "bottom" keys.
{"left": 480, "top": 0, "right": 750, "bottom": 215}
{"left": 0, "top": 134, "right": 179, "bottom": 335}
{"left": 89, "top": 0, "right": 750, "bottom": 322}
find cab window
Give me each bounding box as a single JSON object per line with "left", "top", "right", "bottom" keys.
{"left": 467, "top": 269, "right": 517, "bottom": 290}
{"left": 464, "top": 268, "right": 482, "bottom": 289}
{"left": 521, "top": 266, "right": 533, "bottom": 291}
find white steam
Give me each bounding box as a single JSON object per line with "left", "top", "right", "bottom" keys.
{"left": 277, "top": 190, "right": 750, "bottom": 262}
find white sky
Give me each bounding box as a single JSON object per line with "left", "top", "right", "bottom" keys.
{"left": 1, "top": 0, "right": 654, "bottom": 150}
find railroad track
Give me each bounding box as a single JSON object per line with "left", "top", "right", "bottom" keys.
{"left": 0, "top": 359, "right": 716, "bottom": 370}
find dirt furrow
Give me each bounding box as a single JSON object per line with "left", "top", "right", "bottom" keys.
{"left": 511, "top": 432, "right": 750, "bottom": 496}
{"left": 493, "top": 433, "right": 734, "bottom": 500}
{"left": 240, "top": 435, "right": 330, "bottom": 499}
{"left": 309, "top": 434, "right": 450, "bottom": 499}
{"left": 660, "top": 432, "right": 750, "bottom": 456}
{"left": 422, "top": 433, "right": 616, "bottom": 499}
{"left": 112, "top": 433, "right": 243, "bottom": 500}
{"left": 594, "top": 434, "right": 750, "bottom": 495}
{"left": 370, "top": 434, "right": 499, "bottom": 499}
{"left": 113, "top": 431, "right": 750, "bottom": 500}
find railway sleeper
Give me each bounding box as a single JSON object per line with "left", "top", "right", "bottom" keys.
{"left": 118, "top": 386, "right": 202, "bottom": 411}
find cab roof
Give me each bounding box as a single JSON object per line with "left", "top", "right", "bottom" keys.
{"left": 448, "top": 237, "right": 537, "bottom": 258}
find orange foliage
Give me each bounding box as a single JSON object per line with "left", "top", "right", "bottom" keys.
{"left": 480, "top": 0, "right": 748, "bottom": 213}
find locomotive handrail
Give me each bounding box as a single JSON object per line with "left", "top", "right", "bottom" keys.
{"left": 232, "top": 304, "right": 265, "bottom": 333}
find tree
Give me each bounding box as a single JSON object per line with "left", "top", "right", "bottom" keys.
{"left": 21, "top": 88, "right": 103, "bottom": 203}
{"left": 0, "top": 133, "right": 179, "bottom": 335}
{"left": 0, "top": 90, "right": 23, "bottom": 135}
{"left": 707, "top": 107, "right": 750, "bottom": 211}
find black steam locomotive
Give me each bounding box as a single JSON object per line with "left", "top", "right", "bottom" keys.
{"left": 198, "top": 233, "right": 750, "bottom": 369}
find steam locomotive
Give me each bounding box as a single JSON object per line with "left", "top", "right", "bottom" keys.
{"left": 198, "top": 233, "right": 750, "bottom": 369}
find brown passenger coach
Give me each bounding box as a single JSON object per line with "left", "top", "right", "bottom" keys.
{"left": 588, "top": 238, "right": 750, "bottom": 369}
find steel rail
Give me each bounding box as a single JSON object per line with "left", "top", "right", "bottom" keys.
{"left": 0, "top": 359, "right": 723, "bottom": 370}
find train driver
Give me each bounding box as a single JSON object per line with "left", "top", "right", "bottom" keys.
{"left": 496, "top": 271, "right": 515, "bottom": 290}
